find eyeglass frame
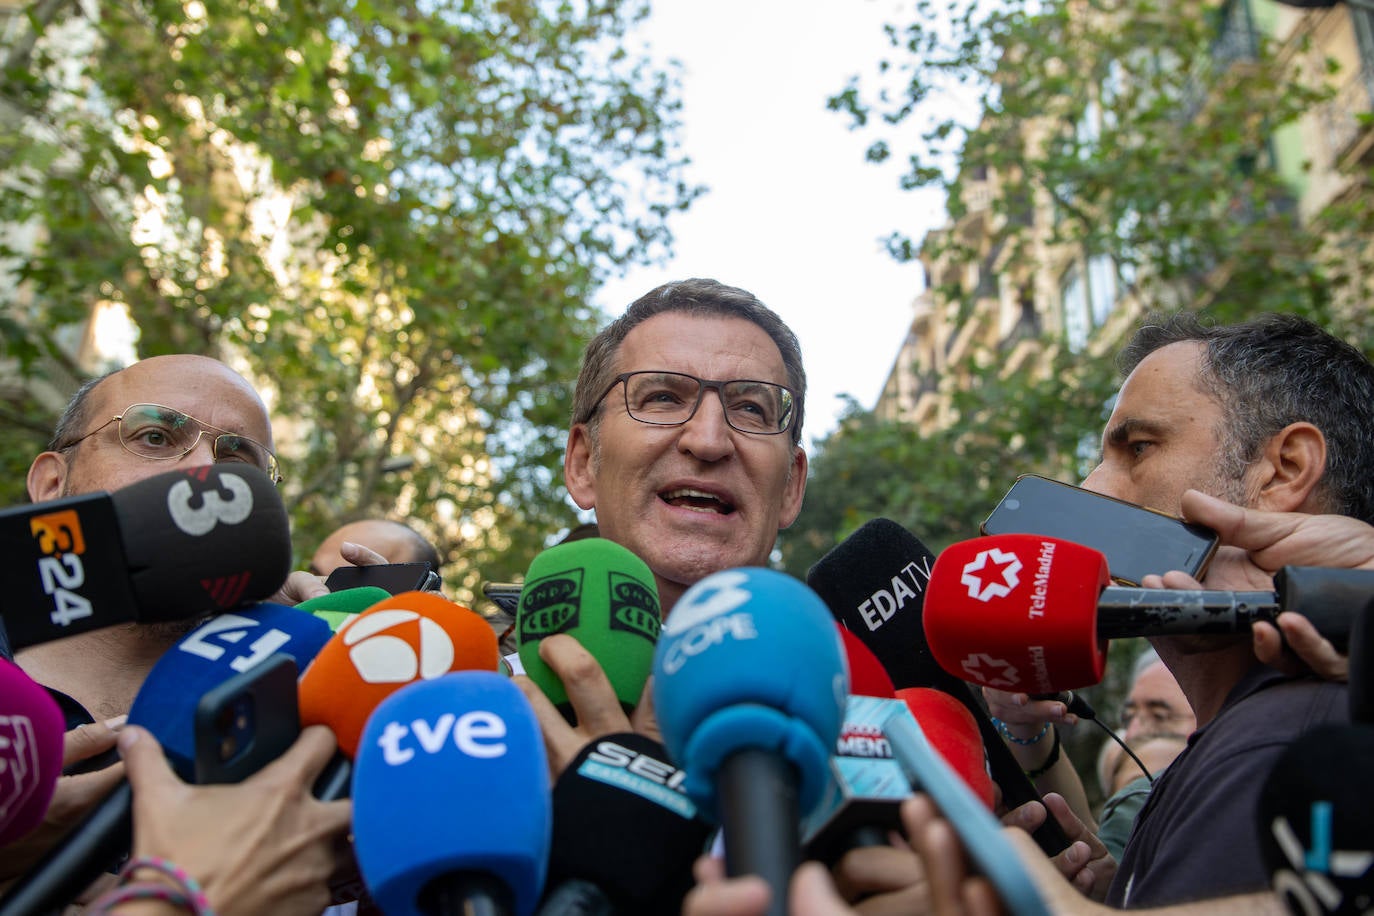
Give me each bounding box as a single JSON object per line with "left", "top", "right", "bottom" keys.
{"left": 55, "top": 402, "right": 283, "bottom": 486}
{"left": 580, "top": 370, "right": 799, "bottom": 436}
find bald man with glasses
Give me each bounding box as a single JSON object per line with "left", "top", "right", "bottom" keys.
{"left": 18, "top": 354, "right": 325, "bottom": 724}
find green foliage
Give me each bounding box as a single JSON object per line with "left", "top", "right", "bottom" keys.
{"left": 1, "top": 0, "right": 700, "bottom": 600}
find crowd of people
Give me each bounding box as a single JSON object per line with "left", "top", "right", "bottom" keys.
{"left": 2, "top": 278, "right": 1371, "bottom": 915}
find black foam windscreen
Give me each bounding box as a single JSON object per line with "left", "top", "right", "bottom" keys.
{"left": 547, "top": 733, "right": 711, "bottom": 914}
{"left": 1258, "top": 723, "right": 1374, "bottom": 916}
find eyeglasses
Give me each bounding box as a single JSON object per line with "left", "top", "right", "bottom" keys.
{"left": 585, "top": 371, "right": 797, "bottom": 436}
{"left": 59, "top": 403, "right": 282, "bottom": 485}
{"left": 1119, "top": 704, "right": 1192, "bottom": 733}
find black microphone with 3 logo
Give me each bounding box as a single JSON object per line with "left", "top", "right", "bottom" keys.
{"left": 0, "top": 464, "right": 291, "bottom": 652}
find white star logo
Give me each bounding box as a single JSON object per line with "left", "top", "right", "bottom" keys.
{"left": 960, "top": 653, "right": 1020, "bottom": 689}
{"left": 960, "top": 548, "right": 1022, "bottom": 602}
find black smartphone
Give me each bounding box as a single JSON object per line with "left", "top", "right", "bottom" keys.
{"left": 193, "top": 653, "right": 300, "bottom": 784}
{"left": 481, "top": 581, "right": 522, "bottom": 616}
{"left": 325, "top": 562, "right": 440, "bottom": 595}
{"left": 980, "top": 475, "right": 1219, "bottom": 586}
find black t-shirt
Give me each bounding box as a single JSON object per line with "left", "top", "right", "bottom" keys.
{"left": 1107, "top": 663, "right": 1348, "bottom": 908}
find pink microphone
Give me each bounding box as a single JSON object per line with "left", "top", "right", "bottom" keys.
{"left": 0, "top": 659, "right": 64, "bottom": 845}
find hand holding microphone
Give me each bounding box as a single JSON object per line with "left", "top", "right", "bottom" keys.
{"left": 511, "top": 538, "right": 663, "bottom": 776}
{"left": 97, "top": 723, "right": 351, "bottom": 916}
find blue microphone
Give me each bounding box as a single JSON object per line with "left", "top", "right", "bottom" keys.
{"left": 652, "top": 567, "right": 847, "bottom": 916}
{"left": 0, "top": 604, "right": 330, "bottom": 916}
{"left": 353, "top": 670, "right": 551, "bottom": 916}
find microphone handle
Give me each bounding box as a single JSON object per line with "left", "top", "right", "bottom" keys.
{"left": 718, "top": 748, "right": 799, "bottom": 916}
{"left": 311, "top": 752, "right": 352, "bottom": 801}
{"left": 419, "top": 871, "right": 514, "bottom": 916}
{"left": 534, "top": 879, "right": 617, "bottom": 916}
{"left": 0, "top": 781, "right": 132, "bottom": 916}
{"left": 1097, "top": 587, "right": 1275, "bottom": 639}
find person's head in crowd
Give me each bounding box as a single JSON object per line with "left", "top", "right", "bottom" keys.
{"left": 1119, "top": 648, "right": 1195, "bottom": 745}
{"left": 1083, "top": 312, "right": 1374, "bottom": 524}
{"left": 27, "top": 355, "right": 278, "bottom": 503}
{"left": 563, "top": 278, "right": 808, "bottom": 611}
{"left": 1096, "top": 648, "right": 1195, "bottom": 796}
{"left": 309, "top": 518, "right": 441, "bottom": 576}
{"left": 19, "top": 355, "right": 281, "bottom": 722}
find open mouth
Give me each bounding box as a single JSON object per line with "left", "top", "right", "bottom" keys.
{"left": 660, "top": 487, "right": 736, "bottom": 515}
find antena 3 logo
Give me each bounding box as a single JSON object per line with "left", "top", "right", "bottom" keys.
{"left": 609, "top": 572, "right": 660, "bottom": 644}
{"left": 960, "top": 548, "right": 1023, "bottom": 603}
{"left": 29, "top": 510, "right": 93, "bottom": 628}
{"left": 342, "top": 609, "right": 456, "bottom": 683}
{"left": 518, "top": 568, "right": 582, "bottom": 640}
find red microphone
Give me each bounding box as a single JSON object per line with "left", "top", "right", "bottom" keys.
{"left": 837, "top": 625, "right": 896, "bottom": 699}
{"left": 925, "top": 534, "right": 1110, "bottom": 693}
{"left": 924, "top": 534, "right": 1373, "bottom": 692}
{"left": 895, "top": 687, "right": 996, "bottom": 809}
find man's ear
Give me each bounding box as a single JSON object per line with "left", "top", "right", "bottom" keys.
{"left": 563, "top": 424, "right": 598, "bottom": 511}
{"left": 1250, "top": 422, "right": 1326, "bottom": 513}
{"left": 27, "top": 452, "right": 69, "bottom": 502}
{"left": 778, "top": 446, "right": 808, "bottom": 530}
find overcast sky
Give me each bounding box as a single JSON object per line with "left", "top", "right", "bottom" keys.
{"left": 595, "top": 0, "right": 950, "bottom": 446}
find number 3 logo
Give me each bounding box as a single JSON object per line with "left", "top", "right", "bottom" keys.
{"left": 167, "top": 473, "right": 254, "bottom": 536}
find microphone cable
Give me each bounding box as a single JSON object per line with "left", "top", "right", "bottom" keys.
{"left": 1035, "top": 691, "right": 1157, "bottom": 786}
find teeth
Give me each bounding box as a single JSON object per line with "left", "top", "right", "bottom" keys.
{"left": 662, "top": 488, "right": 721, "bottom": 502}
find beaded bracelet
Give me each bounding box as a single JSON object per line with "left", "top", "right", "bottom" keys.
{"left": 86, "top": 856, "right": 217, "bottom": 916}
{"left": 1023, "top": 727, "right": 1062, "bottom": 779}
{"left": 991, "top": 717, "right": 1050, "bottom": 746}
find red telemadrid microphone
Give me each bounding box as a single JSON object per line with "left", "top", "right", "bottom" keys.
{"left": 924, "top": 534, "right": 1373, "bottom": 692}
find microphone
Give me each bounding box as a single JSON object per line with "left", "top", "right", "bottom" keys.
{"left": 296, "top": 585, "right": 392, "bottom": 632}
{"left": 924, "top": 534, "right": 1374, "bottom": 692}
{"left": 895, "top": 687, "right": 996, "bottom": 808}
{"left": 352, "top": 670, "right": 551, "bottom": 916}
{"left": 541, "top": 733, "right": 712, "bottom": 914}
{"left": 0, "top": 603, "right": 329, "bottom": 916}
{"left": 883, "top": 703, "right": 1052, "bottom": 916}
{"left": 0, "top": 659, "right": 64, "bottom": 846}
{"left": 806, "top": 519, "right": 1071, "bottom": 854}
{"left": 803, "top": 684, "right": 995, "bottom": 866}
{"left": 0, "top": 465, "right": 291, "bottom": 649}
{"left": 516, "top": 538, "right": 661, "bottom": 718}
{"left": 653, "top": 567, "right": 846, "bottom": 916}
{"left": 1350, "top": 600, "right": 1372, "bottom": 726}
{"left": 298, "top": 591, "right": 500, "bottom": 762}
{"left": 837, "top": 625, "right": 896, "bottom": 699}
{"left": 1257, "top": 723, "right": 1374, "bottom": 916}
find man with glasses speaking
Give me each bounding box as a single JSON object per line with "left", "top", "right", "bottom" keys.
{"left": 515, "top": 278, "right": 809, "bottom": 774}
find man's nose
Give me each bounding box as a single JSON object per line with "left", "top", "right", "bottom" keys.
{"left": 677, "top": 390, "right": 736, "bottom": 461}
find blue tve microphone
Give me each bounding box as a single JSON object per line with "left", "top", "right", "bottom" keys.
{"left": 353, "top": 670, "right": 551, "bottom": 916}
{"left": 0, "top": 604, "right": 330, "bottom": 916}
{"left": 652, "top": 567, "right": 847, "bottom": 916}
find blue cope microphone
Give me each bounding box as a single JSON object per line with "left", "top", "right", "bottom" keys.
{"left": 652, "top": 567, "right": 847, "bottom": 916}
{"left": 0, "top": 603, "right": 331, "bottom": 916}
{"left": 353, "top": 670, "right": 551, "bottom": 916}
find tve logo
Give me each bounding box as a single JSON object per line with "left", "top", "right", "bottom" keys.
{"left": 28, "top": 509, "right": 92, "bottom": 628}
{"left": 376, "top": 710, "right": 508, "bottom": 765}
